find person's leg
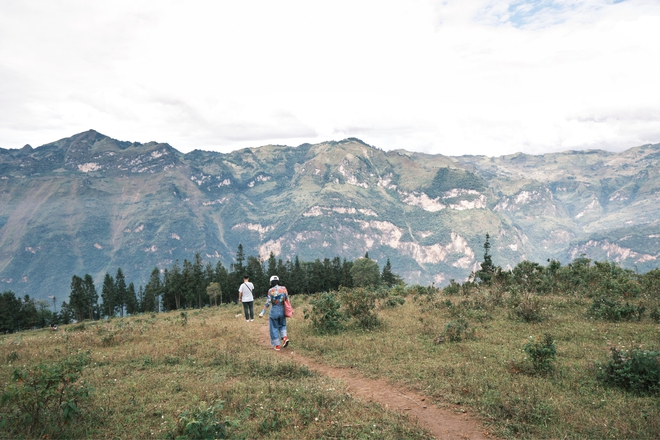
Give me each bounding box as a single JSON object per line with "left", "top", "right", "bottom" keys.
{"left": 279, "top": 317, "right": 287, "bottom": 340}
{"left": 243, "top": 302, "right": 250, "bottom": 321}
{"left": 247, "top": 301, "right": 254, "bottom": 320}
{"left": 269, "top": 316, "right": 281, "bottom": 347}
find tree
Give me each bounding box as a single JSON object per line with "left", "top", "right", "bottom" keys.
{"left": 381, "top": 258, "right": 402, "bottom": 287}
{"left": 0, "top": 291, "right": 21, "bottom": 333}
{"left": 143, "top": 268, "right": 162, "bottom": 313}
{"left": 267, "top": 252, "right": 277, "bottom": 279}
{"left": 476, "top": 233, "right": 495, "bottom": 285}
{"left": 350, "top": 258, "right": 380, "bottom": 287}
{"left": 206, "top": 282, "right": 221, "bottom": 306}
{"left": 100, "top": 273, "right": 116, "bottom": 317}
{"left": 59, "top": 301, "right": 75, "bottom": 325}
{"left": 340, "top": 258, "right": 354, "bottom": 288}
{"left": 126, "top": 282, "right": 138, "bottom": 315}
{"left": 115, "top": 268, "right": 127, "bottom": 317}
{"left": 82, "top": 274, "right": 98, "bottom": 320}
{"left": 69, "top": 275, "right": 87, "bottom": 322}
{"left": 193, "top": 253, "right": 205, "bottom": 308}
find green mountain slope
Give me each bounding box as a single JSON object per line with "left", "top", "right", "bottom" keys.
{"left": 1, "top": 130, "right": 659, "bottom": 301}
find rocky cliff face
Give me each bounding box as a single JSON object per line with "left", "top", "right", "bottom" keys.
{"left": 1, "top": 130, "right": 658, "bottom": 300}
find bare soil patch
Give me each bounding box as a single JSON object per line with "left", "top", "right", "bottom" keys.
{"left": 256, "top": 322, "right": 494, "bottom": 439}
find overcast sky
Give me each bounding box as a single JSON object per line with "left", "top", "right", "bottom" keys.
{"left": 1, "top": 0, "right": 659, "bottom": 157}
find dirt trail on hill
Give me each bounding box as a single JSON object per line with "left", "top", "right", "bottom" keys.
{"left": 256, "top": 322, "right": 493, "bottom": 440}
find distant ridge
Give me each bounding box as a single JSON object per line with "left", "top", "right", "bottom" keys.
{"left": 1, "top": 131, "right": 659, "bottom": 301}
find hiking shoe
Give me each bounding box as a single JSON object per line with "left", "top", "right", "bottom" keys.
{"left": 282, "top": 336, "right": 289, "bottom": 348}
{"left": 274, "top": 345, "right": 281, "bottom": 351}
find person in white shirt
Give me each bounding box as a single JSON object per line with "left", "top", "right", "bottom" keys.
{"left": 238, "top": 275, "right": 255, "bottom": 322}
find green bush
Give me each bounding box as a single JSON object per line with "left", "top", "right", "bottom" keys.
{"left": 598, "top": 347, "right": 660, "bottom": 395}
{"left": 649, "top": 306, "right": 660, "bottom": 323}
{"left": 0, "top": 352, "right": 92, "bottom": 435}
{"left": 509, "top": 290, "right": 546, "bottom": 323}
{"left": 443, "top": 279, "right": 460, "bottom": 295}
{"left": 341, "top": 287, "right": 382, "bottom": 329}
{"left": 441, "top": 319, "right": 475, "bottom": 342}
{"left": 587, "top": 297, "right": 645, "bottom": 321}
{"left": 384, "top": 295, "right": 405, "bottom": 308}
{"left": 523, "top": 333, "right": 557, "bottom": 373}
{"left": 304, "top": 292, "right": 347, "bottom": 335}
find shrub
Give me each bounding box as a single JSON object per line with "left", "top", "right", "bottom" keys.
{"left": 509, "top": 291, "right": 546, "bottom": 323}
{"left": 598, "top": 347, "right": 660, "bottom": 395}
{"left": 341, "top": 287, "right": 382, "bottom": 330}
{"left": 384, "top": 295, "right": 405, "bottom": 308}
{"left": 0, "top": 352, "right": 92, "bottom": 435}
{"left": 587, "top": 298, "right": 645, "bottom": 322}
{"left": 523, "top": 333, "right": 557, "bottom": 373}
{"left": 305, "top": 292, "right": 347, "bottom": 335}
{"left": 440, "top": 319, "right": 475, "bottom": 343}
{"left": 649, "top": 306, "right": 660, "bottom": 323}
{"left": 443, "top": 280, "right": 460, "bottom": 295}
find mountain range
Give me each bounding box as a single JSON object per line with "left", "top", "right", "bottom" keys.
{"left": 1, "top": 130, "right": 659, "bottom": 302}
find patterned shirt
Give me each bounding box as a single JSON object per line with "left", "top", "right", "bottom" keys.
{"left": 263, "top": 285, "right": 289, "bottom": 308}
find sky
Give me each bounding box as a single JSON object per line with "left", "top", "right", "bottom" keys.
{"left": 1, "top": 0, "right": 659, "bottom": 157}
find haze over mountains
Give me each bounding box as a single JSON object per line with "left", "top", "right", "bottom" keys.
{"left": 1, "top": 130, "right": 659, "bottom": 302}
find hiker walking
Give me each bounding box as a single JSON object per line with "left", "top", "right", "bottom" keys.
{"left": 258, "top": 275, "right": 290, "bottom": 351}
{"left": 238, "top": 275, "right": 255, "bottom": 322}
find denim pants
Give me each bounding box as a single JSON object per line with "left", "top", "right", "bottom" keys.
{"left": 268, "top": 304, "right": 287, "bottom": 346}
{"left": 242, "top": 301, "right": 254, "bottom": 320}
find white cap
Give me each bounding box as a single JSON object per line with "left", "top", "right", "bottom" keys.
{"left": 269, "top": 275, "right": 279, "bottom": 282}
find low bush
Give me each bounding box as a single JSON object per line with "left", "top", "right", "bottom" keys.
{"left": 304, "top": 292, "right": 347, "bottom": 335}
{"left": 598, "top": 347, "right": 660, "bottom": 395}
{"left": 341, "top": 287, "right": 381, "bottom": 329}
{"left": 0, "top": 352, "right": 92, "bottom": 436}
{"left": 384, "top": 295, "right": 405, "bottom": 308}
{"left": 438, "top": 319, "right": 475, "bottom": 343}
{"left": 523, "top": 333, "right": 557, "bottom": 373}
{"left": 509, "top": 291, "right": 546, "bottom": 323}
{"left": 587, "top": 297, "right": 645, "bottom": 322}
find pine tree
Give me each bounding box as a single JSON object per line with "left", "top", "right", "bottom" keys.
{"left": 115, "top": 268, "right": 127, "bottom": 317}
{"left": 101, "top": 273, "right": 116, "bottom": 317}
{"left": 143, "top": 268, "right": 161, "bottom": 313}
{"left": 381, "top": 258, "right": 399, "bottom": 287}
{"left": 83, "top": 274, "right": 98, "bottom": 320}
{"left": 126, "top": 282, "right": 138, "bottom": 315}
{"left": 476, "top": 233, "right": 495, "bottom": 284}
{"left": 69, "top": 275, "right": 87, "bottom": 322}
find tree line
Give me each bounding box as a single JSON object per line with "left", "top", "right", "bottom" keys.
{"left": 0, "top": 245, "right": 401, "bottom": 332}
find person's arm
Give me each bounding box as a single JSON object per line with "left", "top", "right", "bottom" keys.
{"left": 238, "top": 284, "right": 243, "bottom": 302}
{"left": 259, "top": 292, "right": 272, "bottom": 317}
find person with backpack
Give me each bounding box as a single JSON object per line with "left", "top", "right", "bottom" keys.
{"left": 238, "top": 275, "right": 255, "bottom": 322}
{"left": 258, "top": 275, "right": 290, "bottom": 351}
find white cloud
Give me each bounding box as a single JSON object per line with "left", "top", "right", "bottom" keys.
{"left": 1, "top": 0, "right": 659, "bottom": 156}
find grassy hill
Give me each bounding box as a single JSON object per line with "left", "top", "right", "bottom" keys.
{"left": 2, "top": 275, "right": 659, "bottom": 438}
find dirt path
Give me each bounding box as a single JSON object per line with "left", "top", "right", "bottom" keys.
{"left": 256, "top": 323, "right": 493, "bottom": 440}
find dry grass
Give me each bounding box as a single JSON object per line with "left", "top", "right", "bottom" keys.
{"left": 295, "top": 291, "right": 660, "bottom": 439}
{"left": 0, "top": 304, "right": 432, "bottom": 439}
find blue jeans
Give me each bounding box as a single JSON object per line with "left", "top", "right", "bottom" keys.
{"left": 268, "top": 304, "right": 287, "bottom": 346}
